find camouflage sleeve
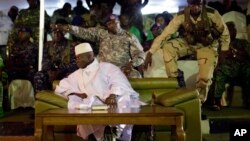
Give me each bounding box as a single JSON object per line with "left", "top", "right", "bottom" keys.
{"left": 14, "top": 8, "right": 42, "bottom": 28}
{"left": 60, "top": 42, "right": 78, "bottom": 74}
{"left": 14, "top": 9, "right": 25, "bottom": 26}
{"left": 209, "top": 10, "right": 230, "bottom": 51}
{"left": 149, "top": 14, "right": 183, "bottom": 54}
{"left": 129, "top": 34, "right": 145, "bottom": 67}
{"left": 70, "top": 26, "right": 101, "bottom": 42}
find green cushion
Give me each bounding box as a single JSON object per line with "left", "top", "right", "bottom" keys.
{"left": 35, "top": 100, "right": 61, "bottom": 113}
{"left": 137, "top": 89, "right": 177, "bottom": 103}
{"left": 156, "top": 88, "right": 198, "bottom": 107}
{"left": 129, "top": 77, "right": 178, "bottom": 90}
{"left": 36, "top": 91, "right": 67, "bottom": 108}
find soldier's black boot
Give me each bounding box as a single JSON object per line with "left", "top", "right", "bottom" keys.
{"left": 177, "top": 69, "right": 186, "bottom": 88}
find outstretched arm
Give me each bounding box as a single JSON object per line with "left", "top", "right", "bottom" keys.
{"left": 50, "top": 24, "right": 101, "bottom": 42}
{"left": 129, "top": 34, "right": 145, "bottom": 67}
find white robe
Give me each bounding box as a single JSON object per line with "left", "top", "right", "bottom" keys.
{"left": 55, "top": 59, "right": 140, "bottom": 141}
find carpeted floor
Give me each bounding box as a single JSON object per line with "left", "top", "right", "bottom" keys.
{"left": 0, "top": 107, "right": 34, "bottom": 122}
{"left": 202, "top": 107, "right": 250, "bottom": 133}
{"left": 202, "top": 133, "right": 229, "bottom": 141}
{"left": 0, "top": 121, "right": 34, "bottom": 136}
{"left": 203, "top": 107, "right": 250, "bottom": 119}
{"left": 0, "top": 107, "right": 34, "bottom": 140}
{"left": 201, "top": 106, "right": 250, "bottom": 141}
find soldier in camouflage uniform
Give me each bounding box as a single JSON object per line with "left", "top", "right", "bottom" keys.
{"left": 144, "top": 0, "right": 230, "bottom": 103}
{"left": 51, "top": 14, "right": 145, "bottom": 78}
{"left": 7, "top": 27, "right": 38, "bottom": 85}
{"left": 33, "top": 20, "right": 77, "bottom": 92}
{"left": 207, "top": 21, "right": 250, "bottom": 110}
{"left": 7, "top": 0, "right": 50, "bottom": 55}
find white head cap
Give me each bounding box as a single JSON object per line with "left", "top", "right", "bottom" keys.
{"left": 75, "top": 43, "right": 93, "bottom": 55}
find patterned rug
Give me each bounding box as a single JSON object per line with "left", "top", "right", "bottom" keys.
{"left": 0, "top": 107, "right": 34, "bottom": 136}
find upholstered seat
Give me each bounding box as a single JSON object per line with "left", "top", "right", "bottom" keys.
{"left": 35, "top": 78, "right": 202, "bottom": 141}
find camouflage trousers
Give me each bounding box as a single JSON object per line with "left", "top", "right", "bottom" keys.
{"left": 33, "top": 70, "right": 52, "bottom": 92}
{"left": 33, "top": 70, "right": 72, "bottom": 92}
{"left": 162, "top": 38, "right": 218, "bottom": 103}
{"left": 208, "top": 60, "right": 250, "bottom": 104}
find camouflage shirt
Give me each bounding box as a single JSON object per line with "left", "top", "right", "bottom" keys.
{"left": 10, "top": 41, "right": 38, "bottom": 67}
{"left": 8, "top": 41, "right": 38, "bottom": 80}
{"left": 7, "top": 7, "right": 50, "bottom": 54}
{"left": 15, "top": 7, "right": 49, "bottom": 28}
{"left": 149, "top": 6, "right": 230, "bottom": 54}
{"left": 42, "top": 38, "right": 77, "bottom": 74}
{"left": 70, "top": 26, "right": 145, "bottom": 67}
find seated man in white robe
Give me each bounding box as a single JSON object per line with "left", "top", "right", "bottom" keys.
{"left": 55, "top": 43, "right": 141, "bottom": 141}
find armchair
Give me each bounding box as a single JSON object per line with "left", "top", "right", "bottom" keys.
{"left": 35, "top": 77, "right": 201, "bottom": 141}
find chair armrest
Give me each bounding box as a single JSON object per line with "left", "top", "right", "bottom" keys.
{"left": 156, "top": 88, "right": 199, "bottom": 107}
{"left": 129, "top": 77, "right": 178, "bottom": 90}
{"left": 36, "top": 90, "right": 68, "bottom": 108}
